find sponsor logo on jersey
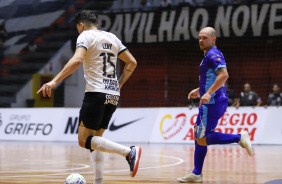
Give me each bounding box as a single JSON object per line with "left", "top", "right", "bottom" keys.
{"left": 105, "top": 94, "right": 119, "bottom": 106}
{"left": 103, "top": 79, "right": 119, "bottom": 92}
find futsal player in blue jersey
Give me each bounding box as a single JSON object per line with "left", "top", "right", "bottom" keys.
{"left": 177, "top": 27, "right": 253, "bottom": 183}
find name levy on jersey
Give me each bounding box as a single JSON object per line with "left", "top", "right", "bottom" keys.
{"left": 102, "top": 43, "right": 112, "bottom": 50}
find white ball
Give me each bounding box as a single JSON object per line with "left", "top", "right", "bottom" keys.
{"left": 65, "top": 173, "right": 86, "bottom": 184}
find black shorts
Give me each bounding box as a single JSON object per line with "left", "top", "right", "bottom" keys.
{"left": 79, "top": 92, "right": 119, "bottom": 131}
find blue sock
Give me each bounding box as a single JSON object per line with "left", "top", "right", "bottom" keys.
{"left": 192, "top": 141, "right": 207, "bottom": 175}
{"left": 206, "top": 132, "right": 241, "bottom": 145}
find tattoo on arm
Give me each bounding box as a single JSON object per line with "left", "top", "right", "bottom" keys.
{"left": 118, "top": 68, "right": 134, "bottom": 86}
{"left": 118, "top": 73, "right": 126, "bottom": 85}
{"left": 124, "top": 68, "right": 133, "bottom": 72}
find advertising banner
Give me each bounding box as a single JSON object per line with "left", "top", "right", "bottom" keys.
{"left": 55, "top": 108, "right": 80, "bottom": 142}
{"left": 150, "top": 107, "right": 267, "bottom": 144}
{"left": 103, "top": 108, "right": 159, "bottom": 142}
{"left": 260, "top": 107, "right": 282, "bottom": 144}
{"left": 0, "top": 108, "right": 65, "bottom": 141}
{"left": 98, "top": 3, "right": 282, "bottom": 44}
{"left": 0, "top": 107, "right": 281, "bottom": 144}
{"left": 0, "top": 108, "right": 158, "bottom": 143}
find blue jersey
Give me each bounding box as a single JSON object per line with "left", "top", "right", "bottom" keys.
{"left": 199, "top": 46, "right": 228, "bottom": 104}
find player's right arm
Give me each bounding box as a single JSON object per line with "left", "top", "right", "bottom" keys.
{"left": 37, "top": 47, "right": 86, "bottom": 97}
{"left": 188, "top": 88, "right": 200, "bottom": 99}
{"left": 118, "top": 50, "right": 137, "bottom": 89}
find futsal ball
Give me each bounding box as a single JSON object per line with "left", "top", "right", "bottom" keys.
{"left": 65, "top": 173, "right": 86, "bottom": 184}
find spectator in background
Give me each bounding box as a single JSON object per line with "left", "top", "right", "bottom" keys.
{"left": 267, "top": 84, "right": 282, "bottom": 107}
{"left": 225, "top": 81, "right": 238, "bottom": 106}
{"left": 188, "top": 96, "right": 200, "bottom": 109}
{"left": 160, "top": 0, "right": 172, "bottom": 9}
{"left": 237, "top": 83, "right": 261, "bottom": 107}
{"left": 140, "top": 0, "right": 152, "bottom": 11}
{"left": 0, "top": 21, "right": 7, "bottom": 46}
{"left": 184, "top": 0, "right": 196, "bottom": 7}
{"left": 0, "top": 21, "right": 7, "bottom": 62}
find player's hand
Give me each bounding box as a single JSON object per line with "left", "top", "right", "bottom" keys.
{"left": 199, "top": 92, "right": 211, "bottom": 107}
{"left": 119, "top": 84, "right": 123, "bottom": 90}
{"left": 37, "top": 81, "right": 56, "bottom": 97}
{"left": 188, "top": 88, "right": 200, "bottom": 99}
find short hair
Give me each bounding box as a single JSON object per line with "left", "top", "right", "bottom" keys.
{"left": 200, "top": 27, "right": 216, "bottom": 38}
{"left": 209, "top": 28, "right": 216, "bottom": 38}
{"left": 74, "top": 10, "right": 98, "bottom": 27}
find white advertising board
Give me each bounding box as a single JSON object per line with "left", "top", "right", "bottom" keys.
{"left": 260, "top": 107, "right": 282, "bottom": 144}
{"left": 0, "top": 108, "right": 65, "bottom": 141}
{"left": 56, "top": 107, "right": 159, "bottom": 143}
{"left": 0, "top": 108, "right": 158, "bottom": 143}
{"left": 103, "top": 108, "right": 159, "bottom": 142}
{"left": 0, "top": 107, "right": 281, "bottom": 144}
{"left": 150, "top": 107, "right": 267, "bottom": 144}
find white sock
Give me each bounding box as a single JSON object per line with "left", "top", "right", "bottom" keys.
{"left": 94, "top": 151, "right": 104, "bottom": 184}
{"left": 94, "top": 178, "right": 103, "bottom": 184}
{"left": 91, "top": 136, "right": 131, "bottom": 157}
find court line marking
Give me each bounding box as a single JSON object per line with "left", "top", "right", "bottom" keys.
{"left": 0, "top": 161, "right": 90, "bottom": 173}
{"left": 106, "top": 155, "right": 184, "bottom": 173}
{"left": 1, "top": 154, "right": 184, "bottom": 178}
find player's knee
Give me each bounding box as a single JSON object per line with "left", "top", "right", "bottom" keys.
{"left": 195, "top": 137, "right": 207, "bottom": 146}
{"left": 194, "top": 126, "right": 207, "bottom": 146}
{"left": 78, "top": 139, "right": 85, "bottom": 148}
{"left": 83, "top": 135, "right": 93, "bottom": 150}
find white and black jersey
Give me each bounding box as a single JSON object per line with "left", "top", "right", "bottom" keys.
{"left": 76, "top": 30, "right": 127, "bottom": 96}
{"left": 268, "top": 93, "right": 282, "bottom": 106}
{"left": 240, "top": 91, "right": 261, "bottom": 106}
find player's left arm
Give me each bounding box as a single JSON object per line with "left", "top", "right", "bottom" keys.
{"left": 118, "top": 50, "right": 137, "bottom": 89}
{"left": 37, "top": 47, "right": 86, "bottom": 97}
{"left": 200, "top": 67, "right": 229, "bottom": 105}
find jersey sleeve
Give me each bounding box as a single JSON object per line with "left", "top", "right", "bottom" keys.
{"left": 253, "top": 92, "right": 261, "bottom": 102}
{"left": 115, "top": 36, "right": 127, "bottom": 55}
{"left": 76, "top": 32, "right": 90, "bottom": 51}
{"left": 209, "top": 53, "right": 226, "bottom": 72}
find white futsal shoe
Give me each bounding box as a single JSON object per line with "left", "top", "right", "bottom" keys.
{"left": 238, "top": 131, "right": 253, "bottom": 156}
{"left": 177, "top": 172, "right": 203, "bottom": 183}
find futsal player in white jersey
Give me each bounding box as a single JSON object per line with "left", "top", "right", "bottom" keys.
{"left": 37, "top": 10, "right": 141, "bottom": 184}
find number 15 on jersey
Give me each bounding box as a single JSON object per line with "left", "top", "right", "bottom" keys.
{"left": 100, "top": 52, "right": 116, "bottom": 79}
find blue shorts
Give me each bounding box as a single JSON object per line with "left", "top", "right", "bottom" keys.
{"left": 195, "top": 99, "right": 228, "bottom": 138}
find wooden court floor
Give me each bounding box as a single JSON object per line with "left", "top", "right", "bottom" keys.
{"left": 0, "top": 141, "right": 281, "bottom": 184}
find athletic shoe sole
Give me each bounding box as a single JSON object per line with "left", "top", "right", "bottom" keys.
{"left": 239, "top": 131, "right": 253, "bottom": 157}
{"left": 131, "top": 146, "right": 142, "bottom": 177}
